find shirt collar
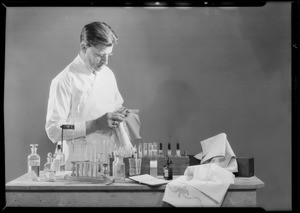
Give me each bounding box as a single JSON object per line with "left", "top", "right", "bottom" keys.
{"left": 77, "top": 54, "right": 97, "bottom": 75}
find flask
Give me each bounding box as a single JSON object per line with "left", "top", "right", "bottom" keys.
{"left": 27, "top": 144, "right": 40, "bottom": 181}
{"left": 176, "top": 143, "right": 181, "bottom": 157}
{"left": 113, "top": 155, "right": 125, "bottom": 183}
{"left": 44, "top": 152, "right": 55, "bottom": 182}
{"left": 163, "top": 155, "right": 173, "bottom": 180}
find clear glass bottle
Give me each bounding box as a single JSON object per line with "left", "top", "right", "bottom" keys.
{"left": 163, "top": 155, "right": 173, "bottom": 180}
{"left": 113, "top": 155, "right": 125, "bottom": 183}
{"left": 27, "top": 144, "right": 40, "bottom": 181}
{"left": 44, "top": 152, "right": 56, "bottom": 182}
{"left": 149, "top": 147, "right": 158, "bottom": 177}
{"left": 53, "top": 144, "right": 65, "bottom": 175}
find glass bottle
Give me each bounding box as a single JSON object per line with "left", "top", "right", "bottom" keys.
{"left": 158, "top": 143, "right": 163, "bottom": 157}
{"left": 167, "top": 143, "right": 172, "bottom": 156}
{"left": 53, "top": 144, "right": 65, "bottom": 175}
{"left": 163, "top": 155, "right": 173, "bottom": 180}
{"left": 113, "top": 155, "right": 125, "bottom": 183}
{"left": 149, "top": 145, "right": 158, "bottom": 177}
{"left": 27, "top": 144, "right": 40, "bottom": 181}
{"left": 44, "top": 152, "right": 55, "bottom": 182}
{"left": 176, "top": 143, "right": 181, "bottom": 157}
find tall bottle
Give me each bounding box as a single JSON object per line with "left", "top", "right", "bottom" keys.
{"left": 149, "top": 143, "right": 158, "bottom": 177}
{"left": 27, "top": 144, "right": 40, "bottom": 181}
{"left": 167, "top": 143, "right": 172, "bottom": 156}
{"left": 163, "top": 155, "right": 173, "bottom": 180}
{"left": 158, "top": 143, "right": 163, "bottom": 157}
{"left": 53, "top": 144, "right": 65, "bottom": 175}
{"left": 44, "top": 152, "right": 55, "bottom": 182}
{"left": 176, "top": 143, "right": 181, "bottom": 157}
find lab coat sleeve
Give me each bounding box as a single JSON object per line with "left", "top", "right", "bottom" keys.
{"left": 45, "top": 76, "right": 86, "bottom": 143}
{"left": 107, "top": 68, "right": 123, "bottom": 109}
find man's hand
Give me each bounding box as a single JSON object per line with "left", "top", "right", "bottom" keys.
{"left": 86, "top": 112, "right": 125, "bottom": 135}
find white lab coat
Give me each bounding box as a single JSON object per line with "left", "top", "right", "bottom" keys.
{"left": 45, "top": 54, "right": 131, "bottom": 170}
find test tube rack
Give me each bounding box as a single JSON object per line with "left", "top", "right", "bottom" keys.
{"left": 64, "top": 160, "right": 108, "bottom": 183}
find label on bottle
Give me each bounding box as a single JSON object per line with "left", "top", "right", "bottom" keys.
{"left": 28, "top": 160, "right": 40, "bottom": 166}
{"left": 164, "top": 168, "right": 168, "bottom": 177}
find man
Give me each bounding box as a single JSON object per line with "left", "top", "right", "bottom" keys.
{"left": 45, "top": 22, "right": 134, "bottom": 170}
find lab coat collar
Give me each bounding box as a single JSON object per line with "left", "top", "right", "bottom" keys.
{"left": 76, "top": 54, "right": 96, "bottom": 75}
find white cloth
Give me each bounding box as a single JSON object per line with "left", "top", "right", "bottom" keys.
{"left": 45, "top": 54, "right": 132, "bottom": 169}
{"left": 163, "top": 164, "right": 235, "bottom": 207}
{"left": 194, "top": 133, "right": 238, "bottom": 173}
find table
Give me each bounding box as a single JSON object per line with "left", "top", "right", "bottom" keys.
{"left": 5, "top": 172, "right": 265, "bottom": 207}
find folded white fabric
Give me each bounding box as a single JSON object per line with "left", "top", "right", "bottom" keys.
{"left": 194, "top": 133, "right": 238, "bottom": 173}
{"left": 163, "top": 164, "right": 235, "bottom": 207}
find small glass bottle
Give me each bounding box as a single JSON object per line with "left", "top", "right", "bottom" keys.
{"left": 53, "top": 145, "right": 61, "bottom": 174}
{"left": 55, "top": 144, "right": 65, "bottom": 174}
{"left": 27, "top": 144, "right": 40, "bottom": 181}
{"left": 163, "top": 155, "right": 173, "bottom": 180}
{"left": 113, "top": 155, "right": 125, "bottom": 183}
{"left": 167, "top": 143, "right": 172, "bottom": 156}
{"left": 149, "top": 147, "right": 158, "bottom": 177}
{"left": 158, "top": 143, "right": 163, "bottom": 157}
{"left": 176, "top": 143, "right": 181, "bottom": 157}
{"left": 44, "top": 152, "right": 55, "bottom": 182}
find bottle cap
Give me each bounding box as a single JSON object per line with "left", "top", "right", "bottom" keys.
{"left": 160, "top": 143, "right": 162, "bottom": 149}
{"left": 168, "top": 143, "right": 171, "bottom": 149}
{"left": 176, "top": 143, "right": 180, "bottom": 149}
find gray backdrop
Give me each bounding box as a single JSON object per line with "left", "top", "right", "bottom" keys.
{"left": 5, "top": 3, "right": 291, "bottom": 210}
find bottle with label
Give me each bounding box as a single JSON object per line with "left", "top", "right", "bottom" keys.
{"left": 167, "top": 143, "right": 172, "bottom": 156}
{"left": 176, "top": 143, "right": 181, "bottom": 157}
{"left": 27, "top": 144, "right": 40, "bottom": 181}
{"left": 149, "top": 144, "right": 158, "bottom": 177}
{"left": 113, "top": 155, "right": 125, "bottom": 183}
{"left": 44, "top": 152, "right": 56, "bottom": 182}
{"left": 158, "top": 143, "right": 163, "bottom": 157}
{"left": 163, "top": 155, "right": 173, "bottom": 180}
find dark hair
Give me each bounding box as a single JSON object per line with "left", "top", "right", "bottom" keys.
{"left": 80, "top": 22, "right": 118, "bottom": 47}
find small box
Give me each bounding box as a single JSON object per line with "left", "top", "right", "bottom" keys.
{"left": 234, "top": 157, "right": 254, "bottom": 177}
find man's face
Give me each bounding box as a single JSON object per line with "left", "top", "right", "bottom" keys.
{"left": 83, "top": 43, "right": 113, "bottom": 72}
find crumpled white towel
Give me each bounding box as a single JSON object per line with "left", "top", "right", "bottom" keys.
{"left": 194, "top": 133, "right": 238, "bottom": 173}
{"left": 163, "top": 164, "right": 235, "bottom": 207}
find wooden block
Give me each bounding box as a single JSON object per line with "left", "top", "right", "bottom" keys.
{"left": 234, "top": 157, "right": 254, "bottom": 177}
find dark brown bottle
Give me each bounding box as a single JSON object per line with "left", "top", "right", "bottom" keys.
{"left": 163, "top": 155, "right": 173, "bottom": 180}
